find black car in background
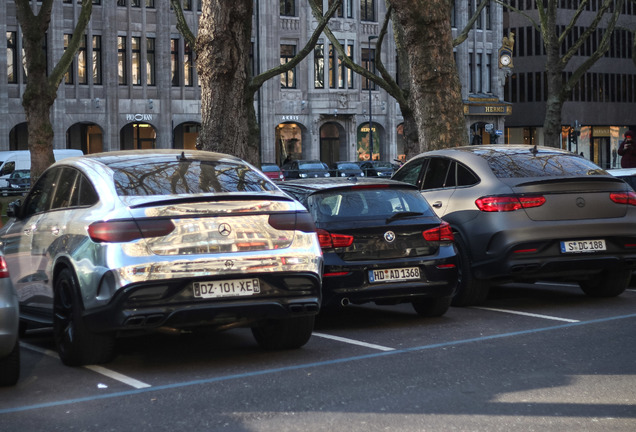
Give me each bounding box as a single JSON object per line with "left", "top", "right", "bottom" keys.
{"left": 279, "top": 178, "right": 458, "bottom": 317}
{"left": 393, "top": 145, "right": 636, "bottom": 306}
{"left": 358, "top": 161, "right": 396, "bottom": 178}
{"left": 282, "top": 160, "right": 331, "bottom": 179}
{"left": 2, "top": 170, "right": 30, "bottom": 196}
{"left": 329, "top": 161, "right": 365, "bottom": 178}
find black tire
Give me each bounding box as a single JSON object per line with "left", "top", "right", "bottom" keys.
{"left": 0, "top": 340, "right": 20, "bottom": 386}
{"left": 252, "top": 315, "right": 315, "bottom": 350}
{"left": 412, "top": 295, "right": 452, "bottom": 317}
{"left": 452, "top": 235, "right": 490, "bottom": 307}
{"left": 579, "top": 269, "right": 631, "bottom": 297}
{"left": 53, "top": 268, "right": 116, "bottom": 366}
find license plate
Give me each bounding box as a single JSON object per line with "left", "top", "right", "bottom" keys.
{"left": 369, "top": 267, "right": 420, "bottom": 283}
{"left": 560, "top": 239, "right": 606, "bottom": 253}
{"left": 193, "top": 278, "right": 261, "bottom": 299}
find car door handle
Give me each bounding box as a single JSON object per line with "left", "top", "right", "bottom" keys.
{"left": 432, "top": 201, "right": 443, "bottom": 208}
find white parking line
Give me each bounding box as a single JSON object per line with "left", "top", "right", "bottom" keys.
{"left": 472, "top": 307, "right": 580, "bottom": 323}
{"left": 84, "top": 365, "right": 151, "bottom": 389}
{"left": 21, "top": 342, "right": 152, "bottom": 389}
{"left": 312, "top": 332, "right": 395, "bottom": 351}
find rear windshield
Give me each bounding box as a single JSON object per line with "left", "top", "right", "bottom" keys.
{"left": 306, "top": 187, "right": 436, "bottom": 222}
{"left": 261, "top": 165, "right": 280, "bottom": 172}
{"left": 337, "top": 163, "right": 360, "bottom": 170}
{"left": 112, "top": 160, "right": 277, "bottom": 196}
{"left": 484, "top": 152, "right": 607, "bottom": 178}
{"left": 299, "top": 162, "right": 327, "bottom": 170}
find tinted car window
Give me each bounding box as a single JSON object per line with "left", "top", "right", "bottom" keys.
{"left": 71, "top": 172, "right": 99, "bottom": 207}
{"left": 456, "top": 163, "right": 479, "bottom": 186}
{"left": 306, "top": 188, "right": 436, "bottom": 223}
{"left": 50, "top": 168, "right": 79, "bottom": 210}
{"left": 483, "top": 151, "right": 606, "bottom": 178}
{"left": 111, "top": 160, "right": 276, "bottom": 196}
{"left": 422, "top": 158, "right": 452, "bottom": 189}
{"left": 392, "top": 160, "right": 425, "bottom": 186}
{"left": 22, "top": 168, "right": 61, "bottom": 217}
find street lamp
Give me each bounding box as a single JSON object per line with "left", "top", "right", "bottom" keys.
{"left": 368, "top": 35, "right": 378, "bottom": 161}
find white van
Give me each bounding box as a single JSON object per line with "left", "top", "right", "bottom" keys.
{"left": 0, "top": 149, "right": 84, "bottom": 191}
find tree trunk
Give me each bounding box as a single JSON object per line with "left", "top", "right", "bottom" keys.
{"left": 16, "top": 0, "right": 92, "bottom": 182}
{"left": 389, "top": 0, "right": 467, "bottom": 151}
{"left": 196, "top": 0, "right": 258, "bottom": 165}
{"left": 543, "top": 68, "right": 564, "bottom": 148}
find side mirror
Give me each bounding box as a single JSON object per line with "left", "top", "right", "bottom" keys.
{"left": 6, "top": 200, "right": 22, "bottom": 219}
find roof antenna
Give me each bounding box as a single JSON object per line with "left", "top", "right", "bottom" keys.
{"left": 531, "top": 145, "right": 538, "bottom": 155}
{"left": 177, "top": 151, "right": 187, "bottom": 161}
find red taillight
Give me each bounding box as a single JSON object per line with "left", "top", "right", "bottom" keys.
{"left": 422, "top": 222, "right": 454, "bottom": 242}
{"left": 88, "top": 219, "right": 175, "bottom": 243}
{"left": 610, "top": 191, "right": 636, "bottom": 206}
{"left": 324, "top": 271, "right": 351, "bottom": 277}
{"left": 316, "top": 229, "right": 354, "bottom": 249}
{"left": 475, "top": 195, "right": 546, "bottom": 212}
{"left": 0, "top": 257, "right": 10, "bottom": 278}
{"left": 268, "top": 212, "right": 316, "bottom": 233}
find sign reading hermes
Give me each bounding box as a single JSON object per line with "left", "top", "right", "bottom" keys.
{"left": 126, "top": 114, "right": 154, "bottom": 122}
{"left": 464, "top": 104, "right": 512, "bottom": 116}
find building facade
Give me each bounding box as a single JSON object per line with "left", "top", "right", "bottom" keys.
{"left": 1, "top": 1, "right": 508, "bottom": 166}
{"left": 504, "top": 1, "right": 636, "bottom": 169}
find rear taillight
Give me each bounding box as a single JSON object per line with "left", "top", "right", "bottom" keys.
{"left": 88, "top": 219, "right": 175, "bottom": 243}
{"left": 475, "top": 195, "right": 546, "bottom": 212}
{"left": 610, "top": 191, "right": 636, "bottom": 206}
{"left": 268, "top": 212, "right": 317, "bottom": 233}
{"left": 316, "top": 229, "right": 354, "bottom": 249}
{"left": 0, "top": 257, "right": 10, "bottom": 278}
{"left": 422, "top": 222, "right": 454, "bottom": 242}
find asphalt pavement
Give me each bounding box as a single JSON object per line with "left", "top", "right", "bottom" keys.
{"left": 1, "top": 282, "right": 635, "bottom": 431}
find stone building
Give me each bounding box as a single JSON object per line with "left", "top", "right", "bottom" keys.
{"left": 504, "top": 1, "right": 636, "bottom": 169}
{"left": 1, "top": 1, "right": 508, "bottom": 165}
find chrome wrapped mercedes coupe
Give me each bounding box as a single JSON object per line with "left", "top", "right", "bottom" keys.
{"left": 0, "top": 150, "right": 323, "bottom": 366}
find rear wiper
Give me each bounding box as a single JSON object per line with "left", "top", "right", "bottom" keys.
{"left": 386, "top": 211, "right": 424, "bottom": 223}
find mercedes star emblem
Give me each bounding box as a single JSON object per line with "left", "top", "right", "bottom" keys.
{"left": 218, "top": 223, "right": 232, "bottom": 236}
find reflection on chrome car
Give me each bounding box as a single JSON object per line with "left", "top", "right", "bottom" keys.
{"left": 0, "top": 150, "right": 322, "bottom": 366}
{"left": 0, "top": 254, "right": 20, "bottom": 386}
{"left": 280, "top": 178, "right": 458, "bottom": 317}
{"left": 393, "top": 145, "right": 636, "bottom": 306}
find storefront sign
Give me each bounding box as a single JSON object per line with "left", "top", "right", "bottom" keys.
{"left": 126, "top": 114, "right": 154, "bottom": 122}
{"left": 464, "top": 104, "right": 512, "bottom": 115}
{"left": 592, "top": 126, "right": 610, "bottom": 137}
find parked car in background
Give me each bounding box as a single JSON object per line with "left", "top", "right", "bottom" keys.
{"left": 279, "top": 178, "right": 458, "bottom": 317}
{"left": 0, "top": 150, "right": 323, "bottom": 366}
{"left": 392, "top": 145, "right": 636, "bottom": 306}
{"left": 3, "top": 170, "right": 31, "bottom": 196}
{"left": 0, "top": 149, "right": 83, "bottom": 192}
{"left": 282, "top": 160, "right": 331, "bottom": 179}
{"left": 607, "top": 167, "right": 636, "bottom": 190}
{"left": 358, "top": 161, "right": 396, "bottom": 178}
{"left": 260, "top": 163, "right": 285, "bottom": 181}
{"left": 329, "top": 161, "right": 365, "bottom": 178}
{"left": 0, "top": 254, "right": 19, "bottom": 386}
